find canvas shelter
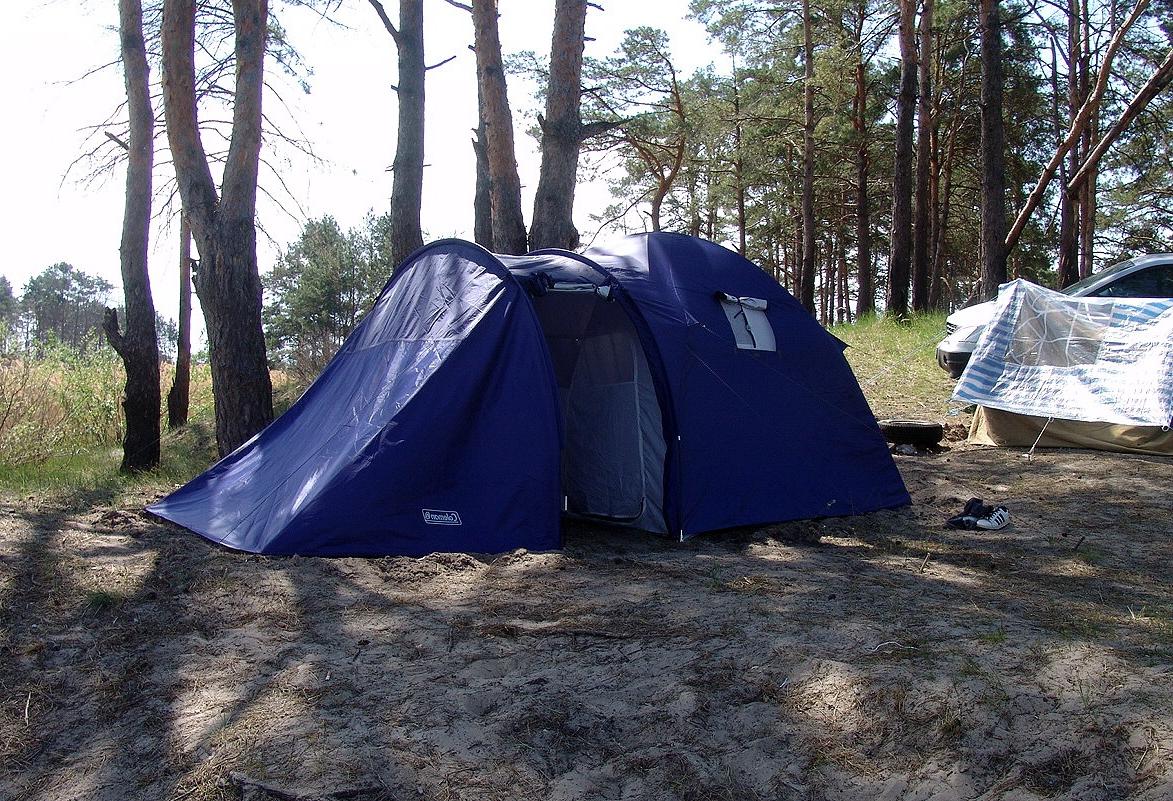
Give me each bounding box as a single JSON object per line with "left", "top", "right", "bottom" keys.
{"left": 149, "top": 233, "right": 909, "bottom": 556}
{"left": 955, "top": 279, "right": 1173, "bottom": 455}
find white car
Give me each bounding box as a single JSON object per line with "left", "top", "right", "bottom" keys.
{"left": 936, "top": 253, "right": 1173, "bottom": 377}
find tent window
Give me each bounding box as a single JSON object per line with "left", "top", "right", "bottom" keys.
{"left": 719, "top": 294, "right": 776, "bottom": 351}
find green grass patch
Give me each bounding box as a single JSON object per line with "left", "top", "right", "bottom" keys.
{"left": 833, "top": 312, "right": 958, "bottom": 419}
{"left": 0, "top": 448, "right": 124, "bottom": 495}
{"left": 1072, "top": 544, "right": 1107, "bottom": 566}
{"left": 0, "top": 421, "right": 217, "bottom": 503}
{"left": 977, "top": 626, "right": 1008, "bottom": 644}
{"left": 84, "top": 588, "right": 125, "bottom": 614}
{"left": 0, "top": 344, "right": 249, "bottom": 502}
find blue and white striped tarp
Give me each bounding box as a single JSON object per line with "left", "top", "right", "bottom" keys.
{"left": 953, "top": 280, "right": 1173, "bottom": 427}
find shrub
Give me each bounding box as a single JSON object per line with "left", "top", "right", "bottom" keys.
{"left": 0, "top": 338, "right": 123, "bottom": 466}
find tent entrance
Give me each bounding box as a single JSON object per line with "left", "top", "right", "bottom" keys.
{"left": 530, "top": 290, "right": 667, "bottom": 532}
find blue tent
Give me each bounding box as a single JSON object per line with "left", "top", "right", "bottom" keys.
{"left": 149, "top": 233, "right": 909, "bottom": 556}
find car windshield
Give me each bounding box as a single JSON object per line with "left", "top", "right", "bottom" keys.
{"left": 1060, "top": 259, "right": 1134, "bottom": 295}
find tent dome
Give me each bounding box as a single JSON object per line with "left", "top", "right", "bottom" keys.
{"left": 150, "top": 234, "right": 908, "bottom": 556}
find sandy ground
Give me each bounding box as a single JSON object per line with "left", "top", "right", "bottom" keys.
{"left": 1, "top": 439, "right": 1171, "bottom": 801}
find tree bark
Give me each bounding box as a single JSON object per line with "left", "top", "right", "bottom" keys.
{"left": 108, "top": 0, "right": 161, "bottom": 473}
{"left": 911, "top": 0, "right": 933, "bottom": 313}
{"left": 978, "top": 0, "right": 1008, "bottom": 300}
{"left": 162, "top": 0, "right": 273, "bottom": 457}
{"left": 472, "top": 0, "right": 527, "bottom": 254}
{"left": 799, "top": 0, "right": 817, "bottom": 316}
{"left": 888, "top": 0, "right": 916, "bottom": 318}
{"left": 1056, "top": 21, "right": 1080, "bottom": 288}
{"left": 687, "top": 168, "right": 702, "bottom": 238}
{"left": 930, "top": 104, "right": 961, "bottom": 310}
{"left": 529, "top": 0, "right": 588, "bottom": 251}
{"left": 852, "top": 2, "right": 874, "bottom": 318}
{"left": 368, "top": 0, "right": 426, "bottom": 267}
{"left": 1077, "top": 0, "right": 1094, "bottom": 280}
{"left": 733, "top": 72, "right": 747, "bottom": 256}
{"left": 471, "top": 121, "right": 494, "bottom": 248}
{"left": 838, "top": 224, "right": 851, "bottom": 324}
{"left": 1078, "top": 135, "right": 1097, "bottom": 279}
{"left": 168, "top": 215, "right": 193, "bottom": 428}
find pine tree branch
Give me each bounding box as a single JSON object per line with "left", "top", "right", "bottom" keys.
{"left": 425, "top": 54, "right": 457, "bottom": 71}
{"left": 102, "top": 308, "right": 126, "bottom": 357}
{"left": 104, "top": 131, "right": 130, "bottom": 151}
{"left": 367, "top": 0, "right": 401, "bottom": 44}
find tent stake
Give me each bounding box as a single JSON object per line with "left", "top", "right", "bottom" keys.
{"left": 1024, "top": 416, "right": 1054, "bottom": 462}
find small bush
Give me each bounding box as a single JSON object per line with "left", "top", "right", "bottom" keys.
{"left": 0, "top": 338, "right": 123, "bottom": 466}
{"left": 0, "top": 345, "right": 251, "bottom": 498}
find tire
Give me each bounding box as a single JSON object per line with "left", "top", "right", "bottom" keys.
{"left": 878, "top": 419, "right": 944, "bottom": 448}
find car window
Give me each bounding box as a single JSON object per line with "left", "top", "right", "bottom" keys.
{"left": 1062, "top": 259, "right": 1134, "bottom": 295}
{"left": 1091, "top": 263, "right": 1173, "bottom": 298}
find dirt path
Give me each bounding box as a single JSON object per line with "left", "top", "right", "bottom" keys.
{"left": 1, "top": 444, "right": 1170, "bottom": 800}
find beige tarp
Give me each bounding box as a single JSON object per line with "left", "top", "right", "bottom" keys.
{"left": 969, "top": 406, "right": 1173, "bottom": 456}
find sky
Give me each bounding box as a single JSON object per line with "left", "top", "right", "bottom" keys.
{"left": 1, "top": 0, "right": 718, "bottom": 344}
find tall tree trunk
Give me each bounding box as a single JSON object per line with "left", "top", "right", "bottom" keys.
{"left": 978, "top": 0, "right": 1008, "bottom": 300}
{"left": 1077, "top": 0, "right": 1094, "bottom": 279}
{"left": 1056, "top": 22, "right": 1080, "bottom": 288}
{"left": 472, "top": 68, "right": 494, "bottom": 248}
{"left": 369, "top": 0, "right": 426, "bottom": 267}
{"left": 1057, "top": 183, "right": 1079, "bottom": 286}
{"left": 106, "top": 0, "right": 161, "bottom": 473}
{"left": 733, "top": 72, "right": 747, "bottom": 255}
{"left": 852, "top": 13, "right": 874, "bottom": 318}
{"left": 529, "top": 0, "right": 588, "bottom": 251}
{"left": 799, "top": 0, "right": 817, "bottom": 316}
{"left": 472, "top": 0, "right": 527, "bottom": 254}
{"left": 162, "top": 0, "right": 273, "bottom": 457}
{"left": 930, "top": 111, "right": 960, "bottom": 310}
{"left": 688, "top": 169, "right": 703, "bottom": 238}
{"left": 888, "top": 0, "right": 916, "bottom": 319}
{"left": 911, "top": 0, "right": 933, "bottom": 313}
{"left": 927, "top": 33, "right": 948, "bottom": 313}
{"left": 838, "top": 228, "right": 851, "bottom": 324}
{"left": 1078, "top": 168, "right": 1097, "bottom": 278}
{"left": 167, "top": 215, "right": 193, "bottom": 428}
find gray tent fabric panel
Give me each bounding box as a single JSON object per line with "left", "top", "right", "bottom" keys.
{"left": 563, "top": 324, "right": 666, "bottom": 531}
{"left": 529, "top": 291, "right": 667, "bottom": 532}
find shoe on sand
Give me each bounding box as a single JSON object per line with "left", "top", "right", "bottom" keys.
{"left": 947, "top": 498, "right": 990, "bottom": 529}
{"left": 976, "top": 506, "right": 1009, "bottom": 530}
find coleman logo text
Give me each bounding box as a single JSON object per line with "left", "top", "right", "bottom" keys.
{"left": 422, "top": 509, "right": 462, "bottom": 526}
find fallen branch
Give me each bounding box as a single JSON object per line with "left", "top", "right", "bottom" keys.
{"left": 227, "top": 772, "right": 385, "bottom": 801}
{"left": 1004, "top": 0, "right": 1149, "bottom": 253}
{"left": 1067, "top": 47, "right": 1173, "bottom": 193}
